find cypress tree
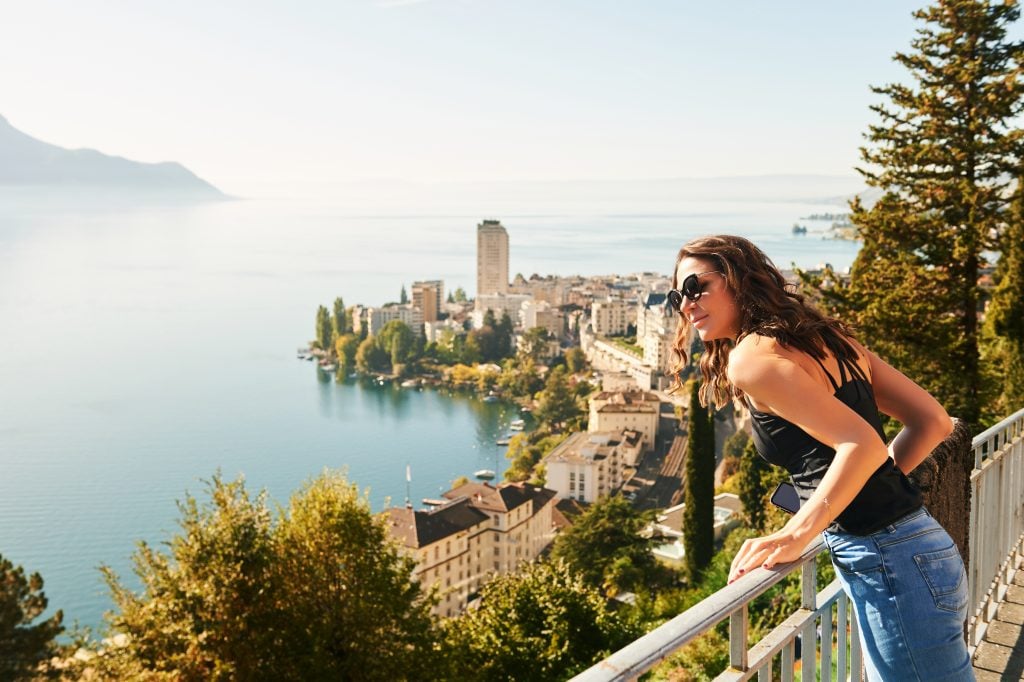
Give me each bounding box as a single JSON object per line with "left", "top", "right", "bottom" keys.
{"left": 315, "top": 305, "right": 333, "bottom": 351}
{"left": 811, "top": 0, "right": 1024, "bottom": 425}
{"left": 683, "top": 380, "right": 715, "bottom": 581}
{"left": 737, "top": 439, "right": 772, "bottom": 533}
{"left": 331, "top": 296, "right": 346, "bottom": 338}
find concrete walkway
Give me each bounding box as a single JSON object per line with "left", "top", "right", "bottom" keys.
{"left": 974, "top": 570, "right": 1024, "bottom": 681}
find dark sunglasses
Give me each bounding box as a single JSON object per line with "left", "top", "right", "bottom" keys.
{"left": 667, "top": 271, "right": 724, "bottom": 309}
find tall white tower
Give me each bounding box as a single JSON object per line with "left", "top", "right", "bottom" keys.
{"left": 476, "top": 219, "right": 509, "bottom": 296}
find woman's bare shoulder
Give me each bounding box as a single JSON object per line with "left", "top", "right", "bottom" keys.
{"left": 732, "top": 332, "right": 783, "bottom": 358}
{"left": 728, "top": 334, "right": 788, "bottom": 387}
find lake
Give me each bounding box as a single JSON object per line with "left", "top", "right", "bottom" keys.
{"left": 0, "top": 187, "right": 861, "bottom": 630}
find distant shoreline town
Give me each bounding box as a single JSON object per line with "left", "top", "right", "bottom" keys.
{"left": 299, "top": 218, "right": 829, "bottom": 617}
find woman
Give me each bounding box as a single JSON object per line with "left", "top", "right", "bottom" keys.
{"left": 668, "top": 235, "right": 973, "bottom": 681}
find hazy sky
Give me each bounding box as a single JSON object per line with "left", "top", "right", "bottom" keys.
{"left": 1, "top": 1, "right": 974, "bottom": 194}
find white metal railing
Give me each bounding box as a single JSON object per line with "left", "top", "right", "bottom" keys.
{"left": 967, "top": 406, "right": 1024, "bottom": 650}
{"left": 573, "top": 538, "right": 861, "bottom": 681}
{"left": 575, "top": 407, "right": 1024, "bottom": 681}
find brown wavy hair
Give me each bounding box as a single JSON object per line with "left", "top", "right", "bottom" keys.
{"left": 669, "top": 235, "right": 859, "bottom": 409}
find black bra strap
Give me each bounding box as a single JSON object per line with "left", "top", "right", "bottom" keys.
{"left": 843, "top": 354, "right": 869, "bottom": 383}
{"left": 811, "top": 354, "right": 841, "bottom": 391}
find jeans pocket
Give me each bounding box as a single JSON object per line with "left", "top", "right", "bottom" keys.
{"left": 913, "top": 544, "right": 968, "bottom": 613}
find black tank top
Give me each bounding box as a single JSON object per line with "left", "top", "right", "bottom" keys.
{"left": 745, "top": 349, "right": 923, "bottom": 535}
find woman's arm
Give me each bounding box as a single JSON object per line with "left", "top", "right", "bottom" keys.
{"left": 855, "top": 340, "right": 954, "bottom": 475}
{"left": 725, "top": 336, "right": 891, "bottom": 583}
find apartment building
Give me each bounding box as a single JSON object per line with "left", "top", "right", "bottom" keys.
{"left": 384, "top": 480, "right": 558, "bottom": 617}
{"left": 588, "top": 390, "right": 661, "bottom": 452}
{"left": 543, "top": 430, "right": 642, "bottom": 503}
{"left": 411, "top": 280, "right": 444, "bottom": 323}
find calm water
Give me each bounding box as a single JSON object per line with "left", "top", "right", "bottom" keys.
{"left": 0, "top": 189, "right": 860, "bottom": 631}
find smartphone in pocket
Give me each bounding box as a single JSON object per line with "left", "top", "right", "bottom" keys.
{"left": 769, "top": 481, "right": 801, "bottom": 514}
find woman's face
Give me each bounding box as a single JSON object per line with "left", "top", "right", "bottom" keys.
{"left": 673, "top": 256, "right": 740, "bottom": 342}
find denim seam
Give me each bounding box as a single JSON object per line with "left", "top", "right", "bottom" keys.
{"left": 875, "top": 526, "right": 944, "bottom": 549}
{"left": 870, "top": 506, "right": 928, "bottom": 537}
{"left": 876, "top": 535, "right": 923, "bottom": 681}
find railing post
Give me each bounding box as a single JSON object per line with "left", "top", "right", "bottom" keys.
{"left": 729, "top": 606, "right": 748, "bottom": 672}
{"left": 801, "top": 561, "right": 816, "bottom": 682}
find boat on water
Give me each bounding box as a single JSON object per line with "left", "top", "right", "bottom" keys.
{"left": 482, "top": 395, "right": 499, "bottom": 403}
{"left": 509, "top": 418, "right": 525, "bottom": 430}
{"left": 320, "top": 363, "right": 338, "bottom": 372}
{"left": 474, "top": 469, "right": 496, "bottom": 480}
{"left": 400, "top": 379, "right": 420, "bottom": 388}
{"left": 496, "top": 437, "right": 511, "bottom": 446}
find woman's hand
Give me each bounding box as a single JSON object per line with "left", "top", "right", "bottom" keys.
{"left": 728, "top": 531, "right": 807, "bottom": 584}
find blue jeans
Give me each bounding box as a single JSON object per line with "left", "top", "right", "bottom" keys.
{"left": 822, "top": 506, "right": 974, "bottom": 681}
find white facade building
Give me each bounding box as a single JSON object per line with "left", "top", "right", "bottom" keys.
{"left": 544, "top": 430, "right": 642, "bottom": 503}
{"left": 637, "top": 293, "right": 679, "bottom": 376}
{"left": 590, "top": 298, "right": 636, "bottom": 337}
{"left": 472, "top": 293, "right": 534, "bottom": 328}
{"left": 588, "top": 391, "right": 661, "bottom": 452}
{"left": 520, "top": 299, "right": 563, "bottom": 339}
{"left": 367, "top": 303, "right": 424, "bottom": 337}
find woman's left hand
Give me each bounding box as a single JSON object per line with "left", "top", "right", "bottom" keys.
{"left": 728, "top": 531, "right": 807, "bottom": 584}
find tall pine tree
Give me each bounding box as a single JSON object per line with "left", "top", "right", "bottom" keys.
{"left": 683, "top": 380, "right": 715, "bottom": 581}
{"left": 983, "top": 170, "right": 1024, "bottom": 417}
{"left": 811, "top": 0, "right": 1024, "bottom": 425}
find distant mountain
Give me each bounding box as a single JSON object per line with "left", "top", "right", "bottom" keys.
{"left": 0, "top": 114, "right": 225, "bottom": 198}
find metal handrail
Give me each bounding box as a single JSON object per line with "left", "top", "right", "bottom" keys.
{"left": 576, "top": 407, "right": 1024, "bottom": 681}
{"left": 573, "top": 537, "right": 864, "bottom": 681}
{"left": 967, "top": 406, "right": 1024, "bottom": 650}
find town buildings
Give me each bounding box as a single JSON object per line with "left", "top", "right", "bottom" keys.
{"left": 519, "top": 299, "right": 564, "bottom": 339}
{"left": 384, "top": 480, "right": 558, "bottom": 617}
{"left": 590, "top": 298, "right": 635, "bottom": 337}
{"left": 411, "top": 280, "right": 444, "bottom": 323}
{"left": 365, "top": 303, "right": 425, "bottom": 337}
{"left": 543, "top": 430, "right": 643, "bottom": 503}
{"left": 472, "top": 292, "right": 533, "bottom": 328}
{"left": 509, "top": 274, "right": 572, "bottom": 306}
{"left": 582, "top": 292, "right": 680, "bottom": 390}
{"left": 636, "top": 292, "right": 679, "bottom": 376}
{"left": 588, "top": 390, "right": 661, "bottom": 452}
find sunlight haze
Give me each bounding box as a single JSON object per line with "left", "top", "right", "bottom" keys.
{"left": 0, "top": 1, "right": 942, "bottom": 196}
